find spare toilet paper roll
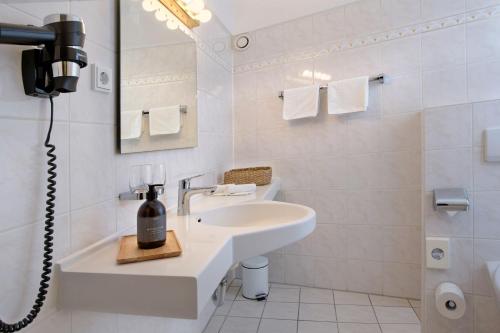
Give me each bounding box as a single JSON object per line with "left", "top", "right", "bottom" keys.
{"left": 435, "top": 282, "right": 466, "bottom": 320}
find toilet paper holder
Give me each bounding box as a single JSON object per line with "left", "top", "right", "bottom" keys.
{"left": 433, "top": 188, "right": 469, "bottom": 212}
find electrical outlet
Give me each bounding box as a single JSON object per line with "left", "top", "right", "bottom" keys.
{"left": 92, "top": 64, "right": 112, "bottom": 93}
{"left": 426, "top": 237, "right": 450, "bottom": 269}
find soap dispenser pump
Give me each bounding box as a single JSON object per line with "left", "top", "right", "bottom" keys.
{"left": 137, "top": 184, "right": 166, "bottom": 249}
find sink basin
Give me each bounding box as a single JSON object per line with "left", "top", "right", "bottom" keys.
{"left": 193, "top": 201, "right": 316, "bottom": 261}
{"left": 194, "top": 201, "right": 313, "bottom": 227}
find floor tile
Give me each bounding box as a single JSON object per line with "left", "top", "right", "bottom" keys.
{"left": 215, "top": 300, "right": 233, "bottom": 315}
{"left": 369, "top": 295, "right": 410, "bottom": 307}
{"left": 271, "top": 283, "right": 301, "bottom": 289}
{"left": 334, "top": 291, "right": 371, "bottom": 305}
{"left": 299, "top": 303, "right": 336, "bottom": 322}
{"left": 226, "top": 287, "right": 241, "bottom": 301}
{"left": 380, "top": 323, "right": 421, "bottom": 333}
{"left": 267, "top": 288, "right": 300, "bottom": 302}
{"left": 203, "top": 316, "right": 225, "bottom": 333}
{"left": 338, "top": 323, "right": 381, "bottom": 333}
{"left": 229, "top": 301, "right": 265, "bottom": 318}
{"left": 298, "top": 321, "right": 339, "bottom": 333}
{"left": 336, "top": 305, "right": 377, "bottom": 323}
{"left": 262, "top": 302, "right": 299, "bottom": 320}
{"left": 374, "top": 306, "right": 419, "bottom": 324}
{"left": 258, "top": 319, "right": 297, "bottom": 333}
{"left": 220, "top": 317, "right": 260, "bottom": 333}
{"left": 301, "top": 287, "right": 334, "bottom": 304}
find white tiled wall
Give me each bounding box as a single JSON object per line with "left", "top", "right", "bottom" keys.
{"left": 234, "top": 0, "right": 428, "bottom": 300}
{"left": 423, "top": 99, "right": 500, "bottom": 333}
{"left": 233, "top": 1, "right": 500, "bottom": 325}
{"left": 0, "top": 1, "right": 232, "bottom": 332}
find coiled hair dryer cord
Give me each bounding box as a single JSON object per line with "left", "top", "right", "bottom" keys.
{"left": 0, "top": 97, "right": 57, "bottom": 332}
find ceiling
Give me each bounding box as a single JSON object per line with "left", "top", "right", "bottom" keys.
{"left": 207, "top": 0, "right": 357, "bottom": 35}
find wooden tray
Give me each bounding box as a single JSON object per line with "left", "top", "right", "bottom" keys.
{"left": 116, "top": 230, "right": 182, "bottom": 265}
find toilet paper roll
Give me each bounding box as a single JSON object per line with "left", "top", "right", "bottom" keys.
{"left": 435, "top": 282, "right": 466, "bottom": 320}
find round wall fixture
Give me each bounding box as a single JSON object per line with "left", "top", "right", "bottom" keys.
{"left": 233, "top": 34, "right": 251, "bottom": 51}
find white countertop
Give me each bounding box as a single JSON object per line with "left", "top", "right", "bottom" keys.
{"left": 57, "top": 179, "right": 292, "bottom": 319}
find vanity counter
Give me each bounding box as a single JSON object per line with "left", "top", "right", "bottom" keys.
{"left": 57, "top": 179, "right": 307, "bottom": 319}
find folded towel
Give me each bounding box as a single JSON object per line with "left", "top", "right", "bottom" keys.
{"left": 121, "top": 110, "right": 143, "bottom": 140}
{"left": 282, "top": 84, "right": 320, "bottom": 120}
{"left": 149, "top": 105, "right": 181, "bottom": 136}
{"left": 212, "top": 183, "right": 257, "bottom": 196}
{"left": 328, "top": 76, "right": 369, "bottom": 114}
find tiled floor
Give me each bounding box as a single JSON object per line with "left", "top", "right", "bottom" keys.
{"left": 204, "top": 280, "right": 421, "bottom": 333}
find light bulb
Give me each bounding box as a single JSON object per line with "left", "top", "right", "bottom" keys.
{"left": 142, "top": 0, "right": 160, "bottom": 12}
{"left": 196, "top": 9, "right": 212, "bottom": 23}
{"left": 187, "top": 0, "right": 204, "bottom": 13}
{"left": 155, "top": 8, "right": 168, "bottom": 21}
{"left": 167, "top": 19, "right": 179, "bottom": 30}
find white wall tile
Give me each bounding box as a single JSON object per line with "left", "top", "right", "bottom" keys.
{"left": 381, "top": 72, "right": 422, "bottom": 115}
{"left": 423, "top": 65, "right": 468, "bottom": 108}
{"left": 474, "top": 191, "right": 500, "bottom": 239}
{"left": 473, "top": 100, "right": 500, "bottom": 147}
{"left": 345, "top": 0, "right": 383, "bottom": 37}
{"left": 424, "top": 104, "right": 472, "bottom": 149}
{"left": 312, "top": 6, "right": 346, "bottom": 44}
{"left": 0, "top": 118, "right": 70, "bottom": 231}
{"left": 70, "top": 123, "right": 115, "bottom": 209}
{"left": 347, "top": 260, "right": 384, "bottom": 294}
{"left": 422, "top": 0, "right": 466, "bottom": 20}
{"left": 383, "top": 262, "right": 421, "bottom": 299}
{"left": 381, "top": 36, "right": 421, "bottom": 76}
{"left": 467, "top": 17, "right": 500, "bottom": 64}
{"left": 425, "top": 148, "right": 473, "bottom": 191}
{"left": 474, "top": 295, "right": 500, "bottom": 333}
{"left": 473, "top": 147, "right": 500, "bottom": 190}
{"left": 468, "top": 60, "right": 500, "bottom": 102}
{"left": 381, "top": 0, "right": 422, "bottom": 30}
{"left": 422, "top": 25, "right": 466, "bottom": 71}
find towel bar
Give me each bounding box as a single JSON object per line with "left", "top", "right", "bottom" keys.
{"left": 278, "top": 74, "right": 385, "bottom": 99}
{"left": 142, "top": 105, "right": 188, "bottom": 115}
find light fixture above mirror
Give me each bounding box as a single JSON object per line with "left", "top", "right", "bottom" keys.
{"left": 142, "top": 0, "right": 212, "bottom": 32}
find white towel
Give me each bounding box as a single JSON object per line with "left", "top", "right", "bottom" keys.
{"left": 212, "top": 183, "right": 257, "bottom": 196}
{"left": 328, "top": 76, "right": 369, "bottom": 114}
{"left": 149, "top": 105, "right": 181, "bottom": 136}
{"left": 120, "top": 110, "right": 143, "bottom": 140}
{"left": 282, "top": 85, "right": 320, "bottom": 120}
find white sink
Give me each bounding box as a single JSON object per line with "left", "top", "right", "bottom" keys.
{"left": 193, "top": 201, "right": 316, "bottom": 261}
{"left": 56, "top": 180, "right": 317, "bottom": 319}
{"left": 194, "top": 201, "right": 313, "bottom": 227}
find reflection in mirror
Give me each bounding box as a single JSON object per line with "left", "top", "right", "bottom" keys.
{"left": 120, "top": 0, "right": 197, "bottom": 154}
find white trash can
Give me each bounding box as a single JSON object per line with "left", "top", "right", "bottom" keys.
{"left": 241, "top": 256, "right": 269, "bottom": 300}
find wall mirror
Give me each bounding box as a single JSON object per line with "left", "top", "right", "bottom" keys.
{"left": 119, "top": 0, "right": 197, "bottom": 154}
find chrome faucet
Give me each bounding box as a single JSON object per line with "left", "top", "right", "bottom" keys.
{"left": 177, "top": 174, "right": 217, "bottom": 216}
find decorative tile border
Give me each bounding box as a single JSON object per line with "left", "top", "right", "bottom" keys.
{"left": 122, "top": 72, "right": 196, "bottom": 87}
{"left": 233, "top": 5, "right": 500, "bottom": 74}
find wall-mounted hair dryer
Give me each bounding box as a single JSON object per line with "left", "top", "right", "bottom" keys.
{"left": 0, "top": 14, "right": 88, "bottom": 98}
{"left": 0, "top": 14, "right": 88, "bottom": 332}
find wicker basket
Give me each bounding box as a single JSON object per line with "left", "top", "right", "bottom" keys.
{"left": 223, "top": 167, "right": 272, "bottom": 186}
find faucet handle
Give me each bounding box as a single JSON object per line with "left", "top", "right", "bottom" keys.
{"left": 179, "top": 174, "right": 204, "bottom": 188}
